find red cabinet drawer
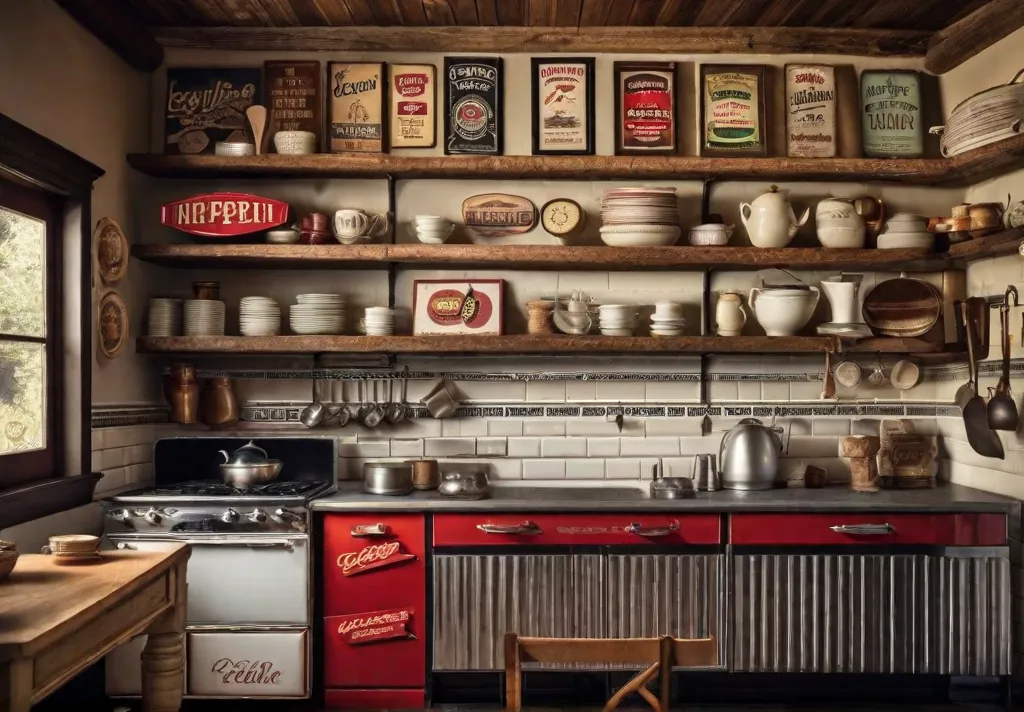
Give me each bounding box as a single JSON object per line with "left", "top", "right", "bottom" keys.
{"left": 325, "top": 688, "right": 425, "bottom": 708}
{"left": 434, "top": 513, "right": 721, "bottom": 546}
{"left": 324, "top": 610, "right": 425, "bottom": 688}
{"left": 730, "top": 513, "right": 1006, "bottom": 546}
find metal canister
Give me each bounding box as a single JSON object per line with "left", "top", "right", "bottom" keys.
{"left": 409, "top": 459, "right": 440, "bottom": 490}
{"left": 362, "top": 462, "right": 413, "bottom": 496}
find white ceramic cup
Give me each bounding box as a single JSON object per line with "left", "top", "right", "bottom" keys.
{"left": 333, "top": 210, "right": 389, "bottom": 242}
{"left": 654, "top": 301, "right": 683, "bottom": 319}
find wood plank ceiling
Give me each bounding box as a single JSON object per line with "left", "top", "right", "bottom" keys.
{"left": 126, "top": 0, "right": 989, "bottom": 31}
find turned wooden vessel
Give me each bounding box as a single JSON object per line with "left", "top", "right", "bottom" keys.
{"left": 840, "top": 435, "right": 880, "bottom": 492}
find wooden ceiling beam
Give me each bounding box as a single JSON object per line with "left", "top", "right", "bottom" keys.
{"left": 925, "top": 0, "right": 1024, "bottom": 74}
{"left": 154, "top": 24, "right": 931, "bottom": 55}
{"left": 54, "top": 0, "right": 164, "bottom": 72}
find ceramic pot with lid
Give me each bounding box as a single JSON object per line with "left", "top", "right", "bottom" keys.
{"left": 815, "top": 198, "right": 866, "bottom": 249}
{"left": 739, "top": 186, "right": 810, "bottom": 248}
{"left": 720, "top": 418, "right": 784, "bottom": 491}
{"left": 748, "top": 280, "right": 820, "bottom": 336}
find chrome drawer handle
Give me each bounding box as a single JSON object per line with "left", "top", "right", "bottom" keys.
{"left": 351, "top": 523, "right": 390, "bottom": 538}
{"left": 626, "top": 521, "right": 680, "bottom": 537}
{"left": 830, "top": 523, "right": 895, "bottom": 535}
{"left": 477, "top": 521, "right": 542, "bottom": 535}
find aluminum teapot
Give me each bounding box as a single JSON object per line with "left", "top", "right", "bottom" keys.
{"left": 719, "top": 418, "right": 784, "bottom": 491}
{"left": 219, "top": 440, "right": 270, "bottom": 466}
{"left": 739, "top": 185, "right": 810, "bottom": 249}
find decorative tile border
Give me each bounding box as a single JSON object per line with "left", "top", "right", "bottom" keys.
{"left": 92, "top": 406, "right": 169, "bottom": 429}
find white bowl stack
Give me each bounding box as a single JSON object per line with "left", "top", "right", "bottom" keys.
{"left": 650, "top": 301, "right": 686, "bottom": 337}
{"left": 598, "top": 304, "right": 639, "bottom": 336}
{"left": 148, "top": 298, "right": 182, "bottom": 337}
{"left": 183, "top": 299, "right": 226, "bottom": 336}
{"left": 413, "top": 215, "right": 455, "bottom": 244}
{"left": 599, "top": 187, "right": 681, "bottom": 247}
{"left": 239, "top": 297, "right": 282, "bottom": 336}
{"left": 290, "top": 294, "right": 346, "bottom": 335}
{"left": 362, "top": 307, "right": 396, "bottom": 336}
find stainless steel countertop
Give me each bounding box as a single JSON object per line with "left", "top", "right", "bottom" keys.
{"left": 311, "top": 482, "right": 1017, "bottom": 513}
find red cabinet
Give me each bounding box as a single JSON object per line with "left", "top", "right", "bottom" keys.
{"left": 434, "top": 513, "right": 721, "bottom": 546}
{"left": 730, "top": 513, "right": 1006, "bottom": 546}
{"left": 325, "top": 688, "right": 425, "bottom": 709}
{"left": 322, "top": 514, "right": 426, "bottom": 692}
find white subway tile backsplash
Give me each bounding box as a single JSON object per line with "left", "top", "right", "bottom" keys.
{"left": 787, "top": 436, "right": 839, "bottom": 458}
{"left": 761, "top": 382, "right": 790, "bottom": 401}
{"left": 488, "top": 458, "right": 523, "bottom": 480}
{"left": 489, "top": 420, "right": 524, "bottom": 436}
{"left": 542, "top": 437, "right": 588, "bottom": 457}
{"left": 99, "top": 447, "right": 126, "bottom": 472}
{"left": 524, "top": 420, "right": 566, "bottom": 436}
{"left": 789, "top": 419, "right": 812, "bottom": 436}
{"left": 127, "top": 443, "right": 152, "bottom": 465}
{"left": 566, "top": 380, "right": 597, "bottom": 401}
{"left": 442, "top": 420, "right": 461, "bottom": 436}
{"left": 812, "top": 418, "right": 852, "bottom": 436}
{"left": 588, "top": 438, "right": 621, "bottom": 457}
{"left": 708, "top": 380, "right": 739, "bottom": 402}
{"left": 737, "top": 380, "right": 761, "bottom": 402}
{"left": 596, "top": 381, "right": 646, "bottom": 402}
{"left": 459, "top": 419, "right": 490, "bottom": 437}
{"left": 457, "top": 380, "right": 527, "bottom": 402}
{"left": 508, "top": 438, "right": 542, "bottom": 457}
{"left": 566, "top": 458, "right": 606, "bottom": 479}
{"left": 97, "top": 466, "right": 128, "bottom": 493}
{"left": 619, "top": 437, "right": 680, "bottom": 457}
{"left": 850, "top": 419, "right": 883, "bottom": 436}
{"left": 660, "top": 457, "right": 696, "bottom": 478}
{"left": 526, "top": 381, "right": 567, "bottom": 402}
{"left": 566, "top": 419, "right": 644, "bottom": 436}
{"left": 644, "top": 419, "right": 703, "bottom": 436}
{"left": 425, "top": 438, "right": 477, "bottom": 457}
{"left": 605, "top": 458, "right": 641, "bottom": 480}
{"left": 679, "top": 434, "right": 724, "bottom": 456}
{"left": 390, "top": 438, "right": 425, "bottom": 458}
{"left": 789, "top": 381, "right": 824, "bottom": 401}
{"left": 340, "top": 440, "right": 391, "bottom": 458}
{"left": 129, "top": 462, "right": 154, "bottom": 485}
{"left": 477, "top": 438, "right": 508, "bottom": 456}
{"left": 523, "top": 459, "right": 566, "bottom": 479}
{"left": 644, "top": 381, "right": 701, "bottom": 402}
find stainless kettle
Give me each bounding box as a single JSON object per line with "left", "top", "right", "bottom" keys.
{"left": 719, "top": 418, "right": 784, "bottom": 491}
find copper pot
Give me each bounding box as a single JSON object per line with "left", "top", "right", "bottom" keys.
{"left": 200, "top": 377, "right": 239, "bottom": 428}
{"left": 968, "top": 202, "right": 1005, "bottom": 230}
{"left": 192, "top": 281, "right": 220, "bottom": 300}
{"left": 168, "top": 363, "right": 199, "bottom": 424}
{"left": 852, "top": 196, "right": 885, "bottom": 239}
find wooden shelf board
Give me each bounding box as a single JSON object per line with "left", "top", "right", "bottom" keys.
{"left": 135, "top": 334, "right": 946, "bottom": 356}
{"left": 126, "top": 135, "right": 1024, "bottom": 186}
{"left": 131, "top": 230, "right": 1024, "bottom": 272}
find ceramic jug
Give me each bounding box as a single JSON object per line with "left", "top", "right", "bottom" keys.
{"left": 715, "top": 293, "right": 747, "bottom": 336}
{"left": 739, "top": 185, "right": 810, "bottom": 248}
{"left": 815, "top": 198, "right": 866, "bottom": 249}
{"left": 820, "top": 273, "right": 864, "bottom": 325}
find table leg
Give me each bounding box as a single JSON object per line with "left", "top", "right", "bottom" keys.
{"left": 1, "top": 659, "right": 33, "bottom": 712}
{"left": 141, "top": 563, "right": 187, "bottom": 712}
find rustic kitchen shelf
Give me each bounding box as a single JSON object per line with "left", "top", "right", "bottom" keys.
{"left": 131, "top": 230, "right": 1024, "bottom": 272}
{"left": 135, "top": 334, "right": 947, "bottom": 356}
{"left": 127, "top": 135, "right": 1024, "bottom": 186}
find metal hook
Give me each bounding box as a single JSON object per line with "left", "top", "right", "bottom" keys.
{"left": 1005, "top": 285, "right": 1019, "bottom": 308}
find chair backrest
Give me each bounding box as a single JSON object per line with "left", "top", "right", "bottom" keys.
{"left": 503, "top": 633, "right": 717, "bottom": 712}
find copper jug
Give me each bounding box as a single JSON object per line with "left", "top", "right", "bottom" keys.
{"left": 852, "top": 196, "right": 885, "bottom": 239}
{"left": 168, "top": 363, "right": 199, "bottom": 424}
{"left": 200, "top": 377, "right": 239, "bottom": 428}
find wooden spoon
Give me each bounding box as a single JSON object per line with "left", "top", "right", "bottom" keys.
{"left": 246, "top": 104, "right": 268, "bottom": 155}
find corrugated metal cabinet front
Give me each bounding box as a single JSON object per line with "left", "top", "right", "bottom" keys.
{"left": 731, "top": 553, "right": 1010, "bottom": 675}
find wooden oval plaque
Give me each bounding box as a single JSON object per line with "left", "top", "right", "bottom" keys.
{"left": 462, "top": 193, "right": 537, "bottom": 238}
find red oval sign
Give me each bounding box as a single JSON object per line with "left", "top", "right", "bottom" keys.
{"left": 161, "top": 192, "right": 289, "bottom": 238}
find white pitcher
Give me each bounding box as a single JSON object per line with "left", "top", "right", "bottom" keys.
{"left": 739, "top": 185, "right": 810, "bottom": 248}
{"left": 715, "top": 293, "right": 747, "bottom": 336}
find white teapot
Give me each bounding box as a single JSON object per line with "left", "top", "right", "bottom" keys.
{"left": 739, "top": 185, "right": 810, "bottom": 248}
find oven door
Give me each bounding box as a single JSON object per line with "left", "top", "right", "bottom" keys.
{"left": 109, "top": 534, "right": 309, "bottom": 625}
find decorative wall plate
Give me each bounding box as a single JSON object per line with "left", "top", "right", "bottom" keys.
{"left": 540, "top": 198, "right": 585, "bottom": 238}
{"left": 98, "top": 291, "right": 129, "bottom": 359}
{"left": 94, "top": 217, "right": 128, "bottom": 284}
{"left": 461, "top": 193, "right": 536, "bottom": 238}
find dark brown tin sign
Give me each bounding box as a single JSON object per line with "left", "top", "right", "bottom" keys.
{"left": 614, "top": 62, "right": 677, "bottom": 155}
{"left": 164, "top": 67, "right": 261, "bottom": 154}
{"left": 444, "top": 57, "right": 503, "bottom": 155}
{"left": 264, "top": 60, "right": 322, "bottom": 153}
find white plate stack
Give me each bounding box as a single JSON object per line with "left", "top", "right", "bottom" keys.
{"left": 936, "top": 75, "right": 1024, "bottom": 157}
{"left": 148, "top": 298, "right": 182, "bottom": 337}
{"left": 599, "top": 187, "right": 681, "bottom": 247}
{"left": 598, "top": 304, "right": 639, "bottom": 336}
{"left": 183, "top": 299, "right": 226, "bottom": 336}
{"left": 290, "top": 294, "right": 346, "bottom": 335}
{"left": 650, "top": 301, "right": 686, "bottom": 337}
{"left": 361, "top": 307, "right": 396, "bottom": 336}
{"left": 239, "top": 297, "right": 281, "bottom": 336}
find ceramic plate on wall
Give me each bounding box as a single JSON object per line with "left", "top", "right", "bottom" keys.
{"left": 94, "top": 217, "right": 128, "bottom": 284}
{"left": 98, "top": 290, "right": 129, "bottom": 359}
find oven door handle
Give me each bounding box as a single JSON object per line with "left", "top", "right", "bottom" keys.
{"left": 113, "top": 538, "right": 299, "bottom": 551}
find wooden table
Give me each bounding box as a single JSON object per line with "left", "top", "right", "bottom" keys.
{"left": 0, "top": 543, "right": 190, "bottom": 712}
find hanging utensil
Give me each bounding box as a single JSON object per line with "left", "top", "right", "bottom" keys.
{"left": 300, "top": 380, "right": 329, "bottom": 429}
{"left": 357, "top": 380, "right": 374, "bottom": 425}
{"left": 387, "top": 369, "right": 409, "bottom": 425}
{"left": 866, "top": 353, "right": 886, "bottom": 387}
{"left": 962, "top": 305, "right": 1005, "bottom": 459}
{"left": 821, "top": 351, "right": 836, "bottom": 400}
{"left": 954, "top": 304, "right": 978, "bottom": 409}
{"left": 364, "top": 379, "right": 386, "bottom": 428}
{"left": 988, "top": 286, "right": 1019, "bottom": 430}
{"left": 328, "top": 379, "right": 351, "bottom": 428}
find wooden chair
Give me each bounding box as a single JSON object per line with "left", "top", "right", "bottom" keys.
{"left": 503, "top": 633, "right": 717, "bottom": 712}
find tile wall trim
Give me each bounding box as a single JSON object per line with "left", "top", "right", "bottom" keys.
{"left": 239, "top": 401, "right": 961, "bottom": 423}
{"left": 92, "top": 406, "right": 169, "bottom": 429}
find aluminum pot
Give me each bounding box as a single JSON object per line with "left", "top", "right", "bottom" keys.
{"left": 363, "top": 462, "right": 413, "bottom": 496}
{"left": 219, "top": 461, "right": 282, "bottom": 488}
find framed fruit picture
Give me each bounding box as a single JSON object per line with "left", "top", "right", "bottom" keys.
{"left": 700, "top": 64, "right": 768, "bottom": 157}
{"left": 390, "top": 63, "right": 436, "bottom": 149}
{"left": 328, "top": 61, "right": 386, "bottom": 153}
{"left": 412, "top": 279, "right": 504, "bottom": 335}
{"left": 531, "top": 57, "right": 595, "bottom": 155}
{"left": 613, "top": 62, "right": 677, "bottom": 155}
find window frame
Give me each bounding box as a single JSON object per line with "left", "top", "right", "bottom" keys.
{"left": 0, "top": 179, "right": 63, "bottom": 487}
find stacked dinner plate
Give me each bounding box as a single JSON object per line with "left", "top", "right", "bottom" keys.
{"left": 148, "top": 298, "right": 182, "bottom": 337}
{"left": 184, "top": 299, "right": 226, "bottom": 336}
{"left": 935, "top": 73, "right": 1024, "bottom": 157}
{"left": 599, "top": 186, "right": 681, "bottom": 247}
{"left": 290, "top": 294, "right": 346, "bottom": 335}
{"left": 239, "top": 296, "right": 282, "bottom": 336}
{"left": 598, "top": 304, "right": 639, "bottom": 336}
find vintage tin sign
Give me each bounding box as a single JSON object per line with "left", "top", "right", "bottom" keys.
{"left": 785, "top": 64, "right": 837, "bottom": 158}
{"left": 328, "top": 62, "right": 386, "bottom": 153}
{"left": 444, "top": 57, "right": 503, "bottom": 155}
{"left": 160, "top": 192, "right": 289, "bottom": 238}
{"left": 614, "top": 62, "right": 677, "bottom": 155}
{"left": 164, "top": 67, "right": 261, "bottom": 154}
{"left": 336, "top": 608, "right": 414, "bottom": 645}
{"left": 390, "top": 63, "right": 436, "bottom": 148}
{"left": 264, "top": 60, "right": 322, "bottom": 153}
{"left": 531, "top": 57, "right": 595, "bottom": 155}
{"left": 413, "top": 279, "right": 504, "bottom": 336}
{"left": 461, "top": 194, "right": 537, "bottom": 238}
{"left": 336, "top": 541, "right": 416, "bottom": 577}
{"left": 701, "top": 65, "right": 767, "bottom": 156}
{"left": 861, "top": 70, "right": 923, "bottom": 157}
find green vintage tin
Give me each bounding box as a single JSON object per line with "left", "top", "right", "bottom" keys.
{"left": 860, "top": 70, "right": 923, "bottom": 157}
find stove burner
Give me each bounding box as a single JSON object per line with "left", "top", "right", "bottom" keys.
{"left": 149, "top": 480, "right": 329, "bottom": 497}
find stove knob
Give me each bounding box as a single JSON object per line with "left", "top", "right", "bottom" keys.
{"left": 247, "top": 508, "right": 267, "bottom": 523}
{"left": 272, "top": 507, "right": 301, "bottom": 523}
{"left": 221, "top": 508, "right": 240, "bottom": 524}
{"left": 143, "top": 507, "right": 162, "bottom": 525}
{"left": 107, "top": 508, "right": 132, "bottom": 523}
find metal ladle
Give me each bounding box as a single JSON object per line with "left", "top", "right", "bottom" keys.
{"left": 988, "top": 286, "right": 1019, "bottom": 431}
{"left": 387, "top": 368, "right": 409, "bottom": 424}
{"left": 299, "top": 380, "right": 327, "bottom": 428}
{"left": 365, "top": 379, "right": 386, "bottom": 428}
{"left": 356, "top": 380, "right": 374, "bottom": 425}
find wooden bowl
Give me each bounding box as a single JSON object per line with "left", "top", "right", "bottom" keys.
{"left": 0, "top": 549, "right": 18, "bottom": 583}
{"left": 862, "top": 278, "right": 941, "bottom": 337}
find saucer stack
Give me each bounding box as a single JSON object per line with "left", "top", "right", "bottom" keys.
{"left": 290, "top": 294, "right": 346, "bottom": 335}
{"left": 239, "top": 297, "right": 282, "bottom": 336}
{"left": 45, "top": 534, "right": 101, "bottom": 564}
{"left": 599, "top": 187, "right": 681, "bottom": 247}
{"left": 362, "top": 307, "right": 396, "bottom": 336}
{"left": 184, "top": 299, "right": 226, "bottom": 336}
{"left": 148, "top": 298, "right": 182, "bottom": 337}
{"left": 650, "top": 301, "right": 686, "bottom": 337}
{"left": 598, "top": 304, "right": 639, "bottom": 336}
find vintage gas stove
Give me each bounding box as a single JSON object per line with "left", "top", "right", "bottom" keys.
{"left": 102, "top": 437, "right": 335, "bottom": 701}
